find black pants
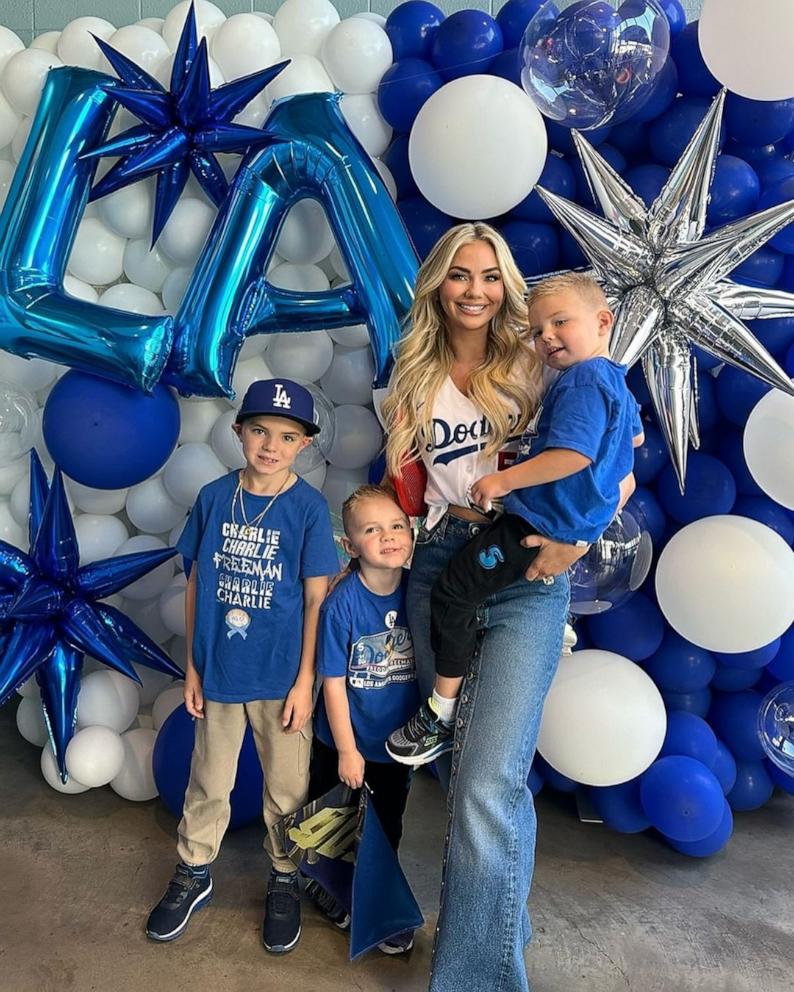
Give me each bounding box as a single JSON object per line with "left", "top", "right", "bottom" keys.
{"left": 431, "top": 513, "right": 540, "bottom": 678}
{"left": 308, "top": 738, "right": 412, "bottom": 852}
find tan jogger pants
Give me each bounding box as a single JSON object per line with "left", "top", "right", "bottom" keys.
{"left": 177, "top": 699, "right": 311, "bottom": 874}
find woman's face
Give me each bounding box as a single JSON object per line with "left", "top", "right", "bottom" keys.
{"left": 438, "top": 240, "right": 506, "bottom": 338}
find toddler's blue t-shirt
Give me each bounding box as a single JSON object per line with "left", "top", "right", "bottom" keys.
{"left": 314, "top": 571, "right": 419, "bottom": 762}
{"left": 177, "top": 471, "right": 339, "bottom": 703}
{"left": 504, "top": 358, "right": 639, "bottom": 544}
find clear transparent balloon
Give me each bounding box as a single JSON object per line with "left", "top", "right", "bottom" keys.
{"left": 758, "top": 683, "right": 794, "bottom": 776}
{"left": 0, "top": 379, "right": 38, "bottom": 467}
{"left": 520, "top": 0, "right": 670, "bottom": 129}
{"left": 569, "top": 506, "right": 653, "bottom": 615}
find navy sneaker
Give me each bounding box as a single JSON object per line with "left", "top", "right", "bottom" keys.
{"left": 304, "top": 878, "right": 350, "bottom": 930}
{"left": 145, "top": 863, "right": 213, "bottom": 941}
{"left": 262, "top": 870, "right": 302, "bottom": 954}
{"left": 378, "top": 929, "right": 415, "bottom": 955}
{"left": 386, "top": 699, "right": 454, "bottom": 766}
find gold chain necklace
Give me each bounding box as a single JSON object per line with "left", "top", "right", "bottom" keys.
{"left": 231, "top": 471, "right": 291, "bottom": 539}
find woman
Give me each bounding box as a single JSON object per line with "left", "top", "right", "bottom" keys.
{"left": 383, "top": 223, "right": 586, "bottom": 992}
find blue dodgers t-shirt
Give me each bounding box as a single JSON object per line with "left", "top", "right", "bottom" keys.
{"left": 314, "top": 571, "right": 419, "bottom": 763}
{"left": 504, "top": 358, "right": 640, "bottom": 544}
{"left": 177, "top": 471, "right": 339, "bottom": 703}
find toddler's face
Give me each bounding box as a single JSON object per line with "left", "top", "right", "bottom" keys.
{"left": 344, "top": 496, "right": 413, "bottom": 571}
{"left": 529, "top": 289, "right": 613, "bottom": 371}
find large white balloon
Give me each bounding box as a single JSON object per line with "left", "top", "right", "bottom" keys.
{"left": 67, "top": 479, "right": 128, "bottom": 515}
{"left": 322, "top": 19, "right": 393, "bottom": 95}
{"left": 265, "top": 54, "right": 334, "bottom": 103}
{"left": 66, "top": 725, "right": 126, "bottom": 787}
{"left": 159, "top": 574, "right": 188, "bottom": 638}
{"left": 699, "top": 0, "right": 794, "bottom": 101}
{"left": 409, "top": 75, "right": 548, "bottom": 219}
{"left": 157, "top": 197, "right": 216, "bottom": 265}
{"left": 268, "top": 260, "right": 330, "bottom": 292}
{"left": 211, "top": 410, "right": 246, "bottom": 469}
{"left": 98, "top": 283, "right": 164, "bottom": 316}
{"left": 322, "top": 464, "right": 369, "bottom": 516}
{"left": 325, "top": 405, "right": 382, "bottom": 470}
{"left": 276, "top": 200, "right": 335, "bottom": 265}
{"left": 161, "top": 266, "right": 193, "bottom": 313}
{"left": 57, "top": 17, "right": 115, "bottom": 69}
{"left": 106, "top": 25, "right": 170, "bottom": 76}
{"left": 68, "top": 216, "right": 126, "bottom": 285}
{"left": 152, "top": 684, "right": 185, "bottom": 730}
{"left": 163, "top": 0, "right": 226, "bottom": 50}
{"left": 126, "top": 476, "right": 186, "bottom": 534}
{"left": 116, "top": 535, "right": 175, "bottom": 601}
{"left": 0, "top": 458, "right": 29, "bottom": 501}
{"left": 122, "top": 595, "right": 172, "bottom": 645}
{"left": 267, "top": 331, "right": 334, "bottom": 382}
{"left": 0, "top": 91, "right": 19, "bottom": 150}
{"left": 179, "top": 397, "right": 227, "bottom": 445}
{"left": 744, "top": 388, "right": 794, "bottom": 510}
{"left": 328, "top": 323, "right": 369, "bottom": 347}
{"left": 63, "top": 274, "right": 99, "bottom": 303}
{"left": 1, "top": 49, "right": 63, "bottom": 116}
{"left": 320, "top": 346, "right": 375, "bottom": 406}
{"left": 211, "top": 13, "right": 281, "bottom": 80}
{"left": 340, "top": 94, "right": 392, "bottom": 157}
{"left": 74, "top": 514, "right": 129, "bottom": 565}
{"left": 300, "top": 459, "right": 327, "bottom": 491}
{"left": 97, "top": 179, "right": 154, "bottom": 240}
{"left": 132, "top": 661, "right": 176, "bottom": 706}
{"left": 0, "top": 498, "right": 24, "bottom": 547}
{"left": 110, "top": 727, "right": 159, "bottom": 801}
{"left": 16, "top": 696, "right": 49, "bottom": 746}
{"left": 230, "top": 355, "right": 273, "bottom": 404}
{"left": 0, "top": 351, "right": 57, "bottom": 392}
{"left": 77, "top": 670, "right": 140, "bottom": 733}
{"left": 30, "top": 31, "right": 61, "bottom": 54}
{"left": 273, "top": 0, "right": 340, "bottom": 57}
{"left": 656, "top": 515, "right": 794, "bottom": 653}
{"left": 163, "top": 443, "right": 226, "bottom": 508}
{"left": 538, "top": 650, "right": 667, "bottom": 787}
{"left": 0, "top": 27, "right": 24, "bottom": 72}
{"left": 41, "top": 743, "right": 91, "bottom": 794}
{"left": 124, "top": 239, "right": 172, "bottom": 293}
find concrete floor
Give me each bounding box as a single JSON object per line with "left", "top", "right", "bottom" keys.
{"left": 2, "top": 703, "right": 794, "bottom": 992}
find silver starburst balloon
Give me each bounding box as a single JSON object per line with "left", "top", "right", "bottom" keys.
{"left": 537, "top": 89, "right": 794, "bottom": 490}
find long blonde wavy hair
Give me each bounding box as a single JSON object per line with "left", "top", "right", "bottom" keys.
{"left": 383, "top": 223, "right": 542, "bottom": 476}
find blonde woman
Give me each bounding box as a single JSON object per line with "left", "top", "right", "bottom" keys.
{"left": 383, "top": 223, "right": 586, "bottom": 992}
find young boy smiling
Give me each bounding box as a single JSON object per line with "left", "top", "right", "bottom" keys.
{"left": 146, "top": 379, "right": 339, "bottom": 954}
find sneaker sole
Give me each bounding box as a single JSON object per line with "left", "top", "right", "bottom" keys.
{"left": 385, "top": 739, "right": 454, "bottom": 767}
{"left": 145, "top": 880, "right": 214, "bottom": 942}
{"left": 378, "top": 938, "right": 414, "bottom": 955}
{"left": 263, "top": 925, "right": 302, "bottom": 955}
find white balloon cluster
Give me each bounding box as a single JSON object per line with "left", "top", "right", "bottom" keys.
{"left": 2, "top": 0, "right": 395, "bottom": 800}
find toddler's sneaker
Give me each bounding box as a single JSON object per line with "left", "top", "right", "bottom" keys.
{"left": 304, "top": 878, "right": 351, "bottom": 930}
{"left": 378, "top": 929, "right": 415, "bottom": 955}
{"left": 145, "top": 862, "right": 213, "bottom": 941}
{"left": 262, "top": 869, "right": 302, "bottom": 954}
{"left": 386, "top": 699, "right": 454, "bottom": 766}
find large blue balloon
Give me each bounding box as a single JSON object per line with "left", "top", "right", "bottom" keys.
{"left": 767, "top": 627, "right": 794, "bottom": 682}
{"left": 659, "top": 712, "right": 718, "bottom": 768}
{"left": 648, "top": 96, "right": 725, "bottom": 167}
{"left": 755, "top": 157, "right": 794, "bottom": 193}
{"left": 669, "top": 23, "right": 719, "bottom": 98}
{"left": 385, "top": 0, "right": 445, "bottom": 60}
{"left": 746, "top": 315, "right": 794, "bottom": 362}
{"left": 715, "top": 365, "right": 772, "bottom": 426}
{"left": 588, "top": 780, "right": 649, "bottom": 833}
{"left": 713, "top": 639, "right": 781, "bottom": 673}
{"left": 488, "top": 47, "right": 522, "bottom": 86}
{"left": 759, "top": 177, "right": 794, "bottom": 254}
{"left": 659, "top": 0, "right": 685, "bottom": 35}
{"left": 153, "top": 704, "right": 264, "bottom": 829}
{"left": 585, "top": 591, "right": 665, "bottom": 661}
{"left": 399, "top": 197, "right": 454, "bottom": 259}
{"left": 766, "top": 760, "right": 794, "bottom": 796}
{"left": 545, "top": 119, "right": 612, "bottom": 154}
{"left": 640, "top": 756, "right": 724, "bottom": 842}
{"left": 708, "top": 691, "right": 766, "bottom": 762}
{"left": 510, "top": 153, "right": 576, "bottom": 223}
{"left": 627, "top": 486, "right": 666, "bottom": 545}
{"left": 706, "top": 155, "right": 760, "bottom": 226}
{"left": 496, "top": 0, "right": 544, "bottom": 47}
{"left": 710, "top": 665, "right": 763, "bottom": 694}
{"left": 715, "top": 429, "right": 763, "bottom": 497}
{"left": 656, "top": 453, "right": 736, "bottom": 525}
{"left": 732, "top": 245, "right": 785, "bottom": 288}
{"left": 383, "top": 134, "right": 418, "bottom": 199}
{"left": 633, "top": 422, "right": 668, "bottom": 485}
{"left": 644, "top": 631, "right": 715, "bottom": 693}
{"left": 630, "top": 57, "right": 678, "bottom": 125}
{"left": 430, "top": 10, "right": 503, "bottom": 81}
{"left": 499, "top": 221, "right": 560, "bottom": 277}
{"left": 726, "top": 760, "right": 774, "bottom": 812}
{"left": 608, "top": 121, "right": 650, "bottom": 162}
{"left": 733, "top": 497, "right": 794, "bottom": 546}
{"left": 377, "top": 58, "right": 443, "bottom": 133}
{"left": 724, "top": 94, "right": 794, "bottom": 147}
{"left": 660, "top": 687, "right": 712, "bottom": 717}
{"left": 712, "top": 741, "right": 738, "bottom": 795}
{"left": 666, "top": 800, "right": 733, "bottom": 858}
{"left": 42, "top": 371, "right": 180, "bottom": 489}
{"left": 623, "top": 164, "right": 670, "bottom": 208}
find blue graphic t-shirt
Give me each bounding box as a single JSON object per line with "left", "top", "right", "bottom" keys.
{"left": 504, "top": 358, "right": 640, "bottom": 544}
{"left": 314, "top": 571, "right": 419, "bottom": 762}
{"left": 177, "top": 471, "right": 339, "bottom": 703}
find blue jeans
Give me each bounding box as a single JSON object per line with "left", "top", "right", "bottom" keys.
{"left": 407, "top": 513, "right": 570, "bottom": 992}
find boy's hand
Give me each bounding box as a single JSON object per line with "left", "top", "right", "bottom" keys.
{"left": 282, "top": 679, "right": 313, "bottom": 733}
{"left": 184, "top": 666, "right": 204, "bottom": 719}
{"left": 470, "top": 472, "right": 510, "bottom": 513}
{"left": 338, "top": 749, "right": 365, "bottom": 790}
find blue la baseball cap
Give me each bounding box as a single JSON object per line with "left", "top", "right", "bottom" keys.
{"left": 236, "top": 378, "right": 321, "bottom": 435}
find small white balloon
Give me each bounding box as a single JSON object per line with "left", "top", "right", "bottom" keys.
{"left": 67, "top": 479, "right": 128, "bottom": 515}
{"left": 179, "top": 397, "right": 227, "bottom": 445}
{"left": 0, "top": 27, "right": 25, "bottom": 71}
{"left": 152, "top": 684, "right": 185, "bottom": 730}
{"left": 373, "top": 158, "right": 397, "bottom": 200}
{"left": 98, "top": 283, "right": 165, "bottom": 315}
{"left": 137, "top": 18, "right": 165, "bottom": 33}
{"left": 265, "top": 54, "right": 334, "bottom": 103}
{"left": 230, "top": 355, "right": 273, "bottom": 402}
{"left": 267, "top": 331, "right": 334, "bottom": 382}
{"left": 97, "top": 179, "right": 154, "bottom": 240}
{"left": 320, "top": 346, "right": 375, "bottom": 406}
{"left": 159, "top": 574, "right": 187, "bottom": 638}
{"left": 16, "top": 696, "right": 49, "bottom": 746}
{"left": 63, "top": 274, "right": 100, "bottom": 303}
{"left": 300, "top": 459, "right": 327, "bottom": 491}
{"left": 353, "top": 12, "right": 387, "bottom": 27}
{"left": 17, "top": 676, "right": 40, "bottom": 699}
{"left": 340, "top": 91, "right": 394, "bottom": 156}
{"left": 9, "top": 473, "right": 29, "bottom": 528}
{"left": 122, "top": 596, "right": 172, "bottom": 645}
{"left": 115, "top": 535, "right": 175, "bottom": 602}
{"left": 322, "top": 19, "right": 393, "bottom": 95}
{"left": 68, "top": 216, "right": 126, "bottom": 285}
{"left": 124, "top": 239, "right": 173, "bottom": 294}
{"left": 74, "top": 514, "right": 129, "bottom": 565}
{"left": 161, "top": 267, "right": 193, "bottom": 313}
{"left": 276, "top": 199, "right": 335, "bottom": 265}
{"left": 0, "top": 352, "right": 57, "bottom": 391}
{"left": 328, "top": 323, "right": 369, "bottom": 347}
{"left": 273, "top": 0, "right": 340, "bottom": 57}
{"left": 0, "top": 90, "right": 19, "bottom": 150}
{"left": 77, "top": 669, "right": 140, "bottom": 733}
{"left": 325, "top": 405, "right": 382, "bottom": 470}
{"left": 106, "top": 25, "right": 170, "bottom": 76}
{"left": 0, "top": 498, "right": 24, "bottom": 546}
{"left": 110, "top": 727, "right": 159, "bottom": 801}
{"left": 211, "top": 409, "right": 246, "bottom": 469}
{"left": 744, "top": 387, "right": 794, "bottom": 510}
{"left": 268, "top": 260, "right": 330, "bottom": 292}
{"left": 157, "top": 197, "right": 216, "bottom": 265}
{"left": 126, "top": 476, "right": 186, "bottom": 534}
{"left": 41, "top": 743, "right": 91, "bottom": 794}
{"left": 57, "top": 17, "right": 115, "bottom": 69}
{"left": 66, "top": 724, "right": 125, "bottom": 787}
{"left": 163, "top": 443, "right": 226, "bottom": 508}
{"left": 132, "top": 661, "right": 176, "bottom": 706}
{"left": 163, "top": 0, "right": 226, "bottom": 51}
{"left": 1, "top": 49, "right": 63, "bottom": 117}
{"left": 322, "top": 464, "right": 369, "bottom": 516}
{"left": 211, "top": 13, "right": 281, "bottom": 80}
{"left": 168, "top": 637, "right": 188, "bottom": 671}
{"left": 0, "top": 458, "right": 29, "bottom": 499}
{"left": 31, "top": 31, "right": 61, "bottom": 54}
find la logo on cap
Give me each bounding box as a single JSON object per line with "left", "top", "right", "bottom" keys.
{"left": 272, "top": 382, "right": 292, "bottom": 410}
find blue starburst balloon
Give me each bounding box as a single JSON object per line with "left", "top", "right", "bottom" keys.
{"left": 0, "top": 450, "right": 183, "bottom": 781}
{"left": 82, "top": 3, "right": 289, "bottom": 244}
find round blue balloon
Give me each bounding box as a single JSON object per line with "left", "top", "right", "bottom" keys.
{"left": 759, "top": 176, "right": 794, "bottom": 254}
{"left": 724, "top": 94, "right": 794, "bottom": 146}
{"left": 626, "top": 363, "right": 651, "bottom": 405}
{"left": 691, "top": 344, "right": 722, "bottom": 371}
{"left": 640, "top": 755, "right": 724, "bottom": 842}
{"left": 585, "top": 591, "right": 665, "bottom": 661}
{"left": 633, "top": 421, "right": 668, "bottom": 484}
{"left": 708, "top": 691, "right": 766, "bottom": 762}
{"left": 383, "top": 134, "right": 417, "bottom": 199}
{"left": 695, "top": 370, "right": 720, "bottom": 431}
{"left": 528, "top": 761, "right": 545, "bottom": 796}
{"left": 535, "top": 754, "right": 577, "bottom": 792}
{"left": 659, "top": 0, "right": 685, "bottom": 36}
{"left": 706, "top": 155, "right": 760, "bottom": 226}
{"left": 588, "top": 779, "right": 649, "bottom": 833}
{"left": 489, "top": 47, "right": 522, "bottom": 86}
{"left": 660, "top": 687, "right": 712, "bottom": 717}
{"left": 399, "top": 197, "right": 454, "bottom": 259}
{"left": 726, "top": 760, "right": 774, "bottom": 812}
{"left": 724, "top": 140, "right": 778, "bottom": 165}
{"left": 733, "top": 497, "right": 794, "bottom": 546}
{"left": 712, "top": 741, "right": 738, "bottom": 795}
{"left": 666, "top": 800, "right": 733, "bottom": 858}
{"left": 511, "top": 153, "right": 576, "bottom": 222}
{"left": 559, "top": 229, "right": 588, "bottom": 267}
{"left": 627, "top": 486, "right": 666, "bottom": 544}
{"left": 715, "top": 365, "right": 772, "bottom": 427}
{"left": 546, "top": 119, "right": 612, "bottom": 154}
{"left": 385, "top": 0, "right": 445, "bottom": 60}
{"left": 766, "top": 626, "right": 794, "bottom": 682}
{"left": 659, "top": 711, "right": 718, "bottom": 768}
{"left": 430, "top": 10, "right": 503, "bottom": 81}
{"left": 715, "top": 429, "right": 763, "bottom": 497}
{"left": 713, "top": 639, "right": 782, "bottom": 672}
{"left": 631, "top": 56, "right": 679, "bottom": 125}
{"left": 656, "top": 453, "right": 736, "bottom": 525}
{"left": 497, "top": 0, "right": 544, "bottom": 47}
{"left": 377, "top": 58, "right": 443, "bottom": 133}
{"left": 755, "top": 156, "right": 794, "bottom": 192}
{"left": 766, "top": 759, "right": 794, "bottom": 796}
{"left": 42, "top": 371, "right": 180, "bottom": 489}
{"left": 732, "top": 245, "right": 785, "bottom": 288}
{"left": 747, "top": 315, "right": 794, "bottom": 361}
{"left": 787, "top": 340, "right": 794, "bottom": 376}
{"left": 648, "top": 96, "right": 725, "bottom": 168}
{"left": 710, "top": 664, "right": 763, "bottom": 694}
{"left": 669, "top": 23, "right": 719, "bottom": 98}
{"left": 499, "top": 221, "right": 560, "bottom": 276}
{"left": 623, "top": 163, "right": 670, "bottom": 208}
{"left": 609, "top": 121, "right": 651, "bottom": 162}
{"left": 644, "top": 631, "right": 715, "bottom": 693}
{"left": 152, "top": 704, "right": 265, "bottom": 829}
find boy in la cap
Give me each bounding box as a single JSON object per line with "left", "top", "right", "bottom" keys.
{"left": 146, "top": 378, "right": 340, "bottom": 955}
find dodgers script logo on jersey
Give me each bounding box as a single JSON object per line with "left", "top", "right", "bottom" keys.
{"left": 426, "top": 412, "right": 521, "bottom": 469}
{"left": 348, "top": 619, "right": 415, "bottom": 690}
{"left": 212, "top": 521, "right": 284, "bottom": 612}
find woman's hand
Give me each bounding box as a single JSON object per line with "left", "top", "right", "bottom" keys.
{"left": 338, "top": 748, "right": 365, "bottom": 790}
{"left": 470, "top": 473, "right": 510, "bottom": 513}
{"left": 521, "top": 534, "right": 588, "bottom": 581}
